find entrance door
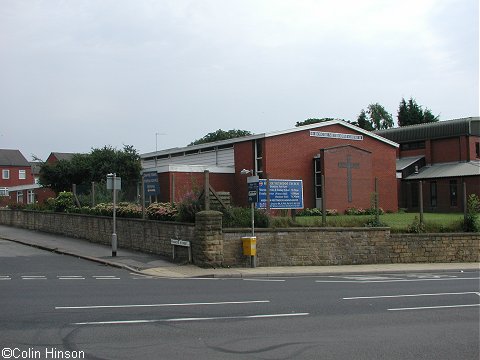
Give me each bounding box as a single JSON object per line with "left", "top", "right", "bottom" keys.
{"left": 314, "top": 157, "right": 322, "bottom": 209}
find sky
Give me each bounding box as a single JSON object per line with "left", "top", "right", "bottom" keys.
{"left": 0, "top": 0, "right": 478, "bottom": 161}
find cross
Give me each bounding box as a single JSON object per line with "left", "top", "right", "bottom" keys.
{"left": 338, "top": 155, "right": 360, "bottom": 202}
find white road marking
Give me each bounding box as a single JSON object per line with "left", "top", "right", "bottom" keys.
{"left": 0, "top": 276, "right": 11, "bottom": 280}
{"left": 343, "top": 292, "right": 480, "bottom": 300}
{"left": 21, "top": 276, "right": 47, "bottom": 280}
{"left": 316, "top": 277, "right": 480, "bottom": 283}
{"left": 243, "top": 279, "right": 286, "bottom": 282}
{"left": 56, "top": 300, "right": 270, "bottom": 310}
{"left": 93, "top": 276, "right": 121, "bottom": 280}
{"left": 73, "top": 312, "right": 310, "bottom": 325}
{"left": 58, "top": 276, "right": 85, "bottom": 280}
{"left": 388, "top": 304, "right": 480, "bottom": 311}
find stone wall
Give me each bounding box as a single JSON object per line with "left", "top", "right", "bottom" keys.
{"left": 0, "top": 210, "right": 478, "bottom": 267}
{"left": 0, "top": 209, "right": 195, "bottom": 260}
{"left": 224, "top": 228, "right": 479, "bottom": 267}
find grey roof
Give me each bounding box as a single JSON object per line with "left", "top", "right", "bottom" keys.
{"left": 405, "top": 161, "right": 480, "bottom": 180}
{"left": 375, "top": 117, "right": 480, "bottom": 143}
{"left": 142, "top": 119, "right": 399, "bottom": 159}
{"left": 0, "top": 149, "right": 30, "bottom": 166}
{"left": 50, "top": 152, "right": 76, "bottom": 161}
{"left": 396, "top": 156, "right": 425, "bottom": 171}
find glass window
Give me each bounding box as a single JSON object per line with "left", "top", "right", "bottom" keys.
{"left": 17, "top": 191, "right": 24, "bottom": 204}
{"left": 476, "top": 142, "right": 480, "bottom": 158}
{"left": 27, "top": 190, "right": 35, "bottom": 204}
{"left": 19, "top": 170, "right": 26, "bottom": 180}
{"left": 0, "top": 187, "right": 8, "bottom": 196}
{"left": 2, "top": 169, "right": 10, "bottom": 179}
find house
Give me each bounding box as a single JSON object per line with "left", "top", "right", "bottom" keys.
{"left": 375, "top": 117, "right": 480, "bottom": 212}
{"left": 0, "top": 149, "right": 56, "bottom": 206}
{"left": 46, "top": 152, "right": 76, "bottom": 164}
{"left": 141, "top": 120, "right": 399, "bottom": 213}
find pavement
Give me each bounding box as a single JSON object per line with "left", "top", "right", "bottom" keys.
{"left": 0, "top": 224, "right": 478, "bottom": 278}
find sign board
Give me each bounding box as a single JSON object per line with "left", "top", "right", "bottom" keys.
{"left": 106, "top": 176, "right": 121, "bottom": 190}
{"left": 171, "top": 239, "right": 191, "bottom": 247}
{"left": 257, "top": 179, "right": 304, "bottom": 209}
{"left": 310, "top": 130, "right": 363, "bottom": 141}
{"left": 247, "top": 176, "right": 259, "bottom": 203}
{"left": 143, "top": 171, "right": 161, "bottom": 196}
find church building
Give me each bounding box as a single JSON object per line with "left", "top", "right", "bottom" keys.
{"left": 141, "top": 120, "right": 399, "bottom": 213}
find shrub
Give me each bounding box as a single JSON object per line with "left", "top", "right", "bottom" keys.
{"left": 407, "top": 216, "right": 426, "bottom": 233}
{"left": 463, "top": 194, "right": 480, "bottom": 232}
{"left": 176, "top": 191, "right": 203, "bottom": 223}
{"left": 222, "top": 207, "right": 270, "bottom": 228}
{"left": 54, "top": 192, "right": 75, "bottom": 212}
{"left": 146, "top": 202, "right": 178, "bottom": 221}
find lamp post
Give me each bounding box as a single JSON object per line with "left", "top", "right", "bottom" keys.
{"left": 107, "top": 173, "right": 118, "bottom": 257}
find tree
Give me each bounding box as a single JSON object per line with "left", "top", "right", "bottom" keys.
{"left": 356, "top": 103, "right": 394, "bottom": 131}
{"left": 397, "top": 97, "right": 439, "bottom": 126}
{"left": 295, "top": 118, "right": 336, "bottom": 127}
{"left": 39, "top": 145, "right": 141, "bottom": 196}
{"left": 188, "top": 129, "right": 252, "bottom": 146}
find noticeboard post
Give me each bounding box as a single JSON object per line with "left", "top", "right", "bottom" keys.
{"left": 257, "top": 179, "right": 304, "bottom": 209}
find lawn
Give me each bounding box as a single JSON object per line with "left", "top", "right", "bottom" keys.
{"left": 281, "top": 212, "right": 467, "bottom": 232}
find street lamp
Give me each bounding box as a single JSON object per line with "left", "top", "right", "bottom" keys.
{"left": 107, "top": 173, "right": 118, "bottom": 257}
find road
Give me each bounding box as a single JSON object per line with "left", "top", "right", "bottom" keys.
{"left": 0, "top": 239, "right": 478, "bottom": 360}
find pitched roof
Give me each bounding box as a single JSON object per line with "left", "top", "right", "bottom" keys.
{"left": 142, "top": 119, "right": 398, "bottom": 159}
{"left": 396, "top": 156, "right": 425, "bottom": 171}
{"left": 0, "top": 149, "right": 30, "bottom": 166}
{"left": 49, "top": 152, "right": 76, "bottom": 161}
{"left": 405, "top": 161, "right": 480, "bottom": 180}
{"left": 375, "top": 117, "right": 480, "bottom": 143}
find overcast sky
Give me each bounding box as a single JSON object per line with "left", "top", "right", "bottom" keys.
{"left": 1, "top": 0, "right": 478, "bottom": 161}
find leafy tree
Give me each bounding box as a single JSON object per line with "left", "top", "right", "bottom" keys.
{"left": 356, "top": 103, "right": 394, "bottom": 130}
{"left": 397, "top": 97, "right": 439, "bottom": 126}
{"left": 188, "top": 129, "right": 252, "bottom": 146}
{"left": 295, "top": 118, "right": 337, "bottom": 127}
{"left": 39, "top": 145, "right": 141, "bottom": 196}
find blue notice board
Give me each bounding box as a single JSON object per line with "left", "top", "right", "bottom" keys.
{"left": 257, "top": 179, "right": 304, "bottom": 209}
{"left": 143, "top": 171, "right": 160, "bottom": 196}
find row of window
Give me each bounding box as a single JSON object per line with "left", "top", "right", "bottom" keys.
{"left": 411, "top": 180, "right": 459, "bottom": 207}
{"left": 2, "top": 169, "right": 28, "bottom": 180}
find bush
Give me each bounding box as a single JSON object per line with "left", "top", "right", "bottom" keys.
{"left": 54, "top": 192, "right": 75, "bottom": 212}
{"left": 463, "top": 194, "right": 480, "bottom": 232}
{"left": 222, "top": 207, "right": 270, "bottom": 228}
{"left": 146, "top": 202, "right": 178, "bottom": 221}
{"left": 407, "top": 216, "right": 426, "bottom": 233}
{"left": 176, "top": 191, "right": 203, "bottom": 223}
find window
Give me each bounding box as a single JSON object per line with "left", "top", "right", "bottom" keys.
{"left": 400, "top": 141, "right": 425, "bottom": 151}
{"left": 0, "top": 187, "right": 8, "bottom": 196}
{"left": 17, "top": 191, "right": 24, "bottom": 204}
{"left": 255, "top": 140, "right": 263, "bottom": 177}
{"left": 450, "top": 180, "right": 458, "bottom": 207}
{"left": 430, "top": 181, "right": 437, "bottom": 207}
{"left": 411, "top": 182, "right": 419, "bottom": 208}
{"left": 27, "top": 190, "right": 35, "bottom": 204}
{"left": 314, "top": 157, "right": 322, "bottom": 208}
{"left": 476, "top": 142, "right": 480, "bottom": 158}
{"left": 2, "top": 169, "right": 10, "bottom": 180}
{"left": 19, "top": 170, "right": 26, "bottom": 180}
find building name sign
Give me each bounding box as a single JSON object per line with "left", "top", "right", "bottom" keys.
{"left": 310, "top": 131, "right": 363, "bottom": 141}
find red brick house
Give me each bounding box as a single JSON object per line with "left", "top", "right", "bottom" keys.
{"left": 141, "top": 120, "right": 399, "bottom": 213}
{"left": 375, "top": 117, "right": 480, "bottom": 212}
{"left": 0, "top": 149, "right": 55, "bottom": 206}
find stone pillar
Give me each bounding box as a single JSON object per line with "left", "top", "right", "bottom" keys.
{"left": 194, "top": 210, "right": 224, "bottom": 267}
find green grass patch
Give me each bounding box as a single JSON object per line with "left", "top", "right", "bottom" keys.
{"left": 270, "top": 212, "right": 467, "bottom": 233}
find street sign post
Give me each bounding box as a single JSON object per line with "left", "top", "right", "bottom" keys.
{"left": 106, "top": 173, "right": 121, "bottom": 257}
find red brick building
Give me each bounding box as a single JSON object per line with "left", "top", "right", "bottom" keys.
{"left": 141, "top": 120, "right": 399, "bottom": 213}
{"left": 0, "top": 149, "right": 55, "bottom": 206}
{"left": 375, "top": 117, "right": 480, "bottom": 212}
